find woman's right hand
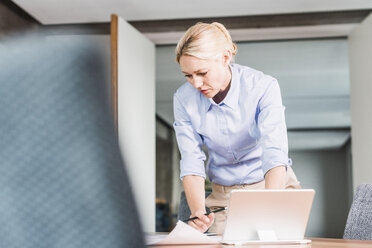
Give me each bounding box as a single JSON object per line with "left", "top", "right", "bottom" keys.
{"left": 188, "top": 210, "right": 214, "bottom": 233}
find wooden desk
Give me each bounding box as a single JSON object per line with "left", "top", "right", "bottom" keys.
{"left": 310, "top": 238, "right": 372, "bottom": 248}
{"left": 151, "top": 238, "right": 372, "bottom": 247}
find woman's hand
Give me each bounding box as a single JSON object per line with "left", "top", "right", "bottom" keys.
{"left": 188, "top": 210, "right": 214, "bottom": 233}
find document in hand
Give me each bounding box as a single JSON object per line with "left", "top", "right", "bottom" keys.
{"left": 146, "top": 221, "right": 221, "bottom": 246}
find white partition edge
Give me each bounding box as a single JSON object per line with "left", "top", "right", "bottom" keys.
{"left": 117, "top": 16, "right": 155, "bottom": 232}
{"left": 349, "top": 13, "right": 372, "bottom": 189}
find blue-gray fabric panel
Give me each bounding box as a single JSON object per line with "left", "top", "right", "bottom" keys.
{"left": 0, "top": 35, "right": 144, "bottom": 248}
{"left": 343, "top": 184, "right": 372, "bottom": 240}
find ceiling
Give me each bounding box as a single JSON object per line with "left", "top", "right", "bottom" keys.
{"left": 11, "top": 0, "right": 372, "bottom": 43}
{"left": 11, "top": 0, "right": 372, "bottom": 24}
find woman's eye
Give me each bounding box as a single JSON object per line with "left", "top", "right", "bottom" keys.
{"left": 184, "top": 75, "right": 192, "bottom": 78}
{"left": 198, "top": 72, "right": 207, "bottom": 76}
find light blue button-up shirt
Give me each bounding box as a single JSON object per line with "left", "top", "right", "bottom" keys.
{"left": 173, "top": 63, "right": 291, "bottom": 186}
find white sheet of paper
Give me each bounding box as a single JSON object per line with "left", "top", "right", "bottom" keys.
{"left": 146, "top": 220, "right": 221, "bottom": 245}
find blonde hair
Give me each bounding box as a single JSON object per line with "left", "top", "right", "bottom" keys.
{"left": 175, "top": 22, "right": 237, "bottom": 63}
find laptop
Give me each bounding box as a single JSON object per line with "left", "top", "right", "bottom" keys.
{"left": 221, "top": 189, "right": 315, "bottom": 245}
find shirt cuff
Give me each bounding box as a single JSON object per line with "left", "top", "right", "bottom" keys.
{"left": 261, "top": 148, "right": 291, "bottom": 175}
{"left": 180, "top": 157, "right": 206, "bottom": 180}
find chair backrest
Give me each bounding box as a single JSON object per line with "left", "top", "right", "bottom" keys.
{"left": 177, "top": 191, "right": 211, "bottom": 221}
{"left": 343, "top": 184, "right": 372, "bottom": 240}
{"left": 0, "top": 35, "right": 145, "bottom": 248}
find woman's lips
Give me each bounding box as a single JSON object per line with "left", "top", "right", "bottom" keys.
{"left": 201, "top": 89, "right": 209, "bottom": 94}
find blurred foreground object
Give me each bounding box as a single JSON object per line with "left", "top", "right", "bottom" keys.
{"left": 0, "top": 34, "right": 145, "bottom": 248}
{"left": 343, "top": 184, "right": 372, "bottom": 240}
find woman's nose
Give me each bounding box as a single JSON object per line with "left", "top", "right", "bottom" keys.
{"left": 192, "top": 76, "right": 203, "bottom": 88}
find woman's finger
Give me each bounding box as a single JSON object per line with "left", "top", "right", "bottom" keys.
{"left": 188, "top": 220, "right": 204, "bottom": 232}
{"left": 194, "top": 211, "right": 211, "bottom": 225}
{"left": 188, "top": 220, "right": 198, "bottom": 229}
{"left": 207, "top": 212, "right": 214, "bottom": 223}
{"left": 193, "top": 218, "right": 208, "bottom": 231}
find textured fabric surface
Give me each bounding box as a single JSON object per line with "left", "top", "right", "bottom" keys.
{"left": 0, "top": 35, "right": 145, "bottom": 248}
{"left": 343, "top": 184, "right": 372, "bottom": 240}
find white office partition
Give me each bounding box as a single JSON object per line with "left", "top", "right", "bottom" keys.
{"left": 116, "top": 15, "right": 155, "bottom": 232}
{"left": 349, "top": 13, "right": 372, "bottom": 188}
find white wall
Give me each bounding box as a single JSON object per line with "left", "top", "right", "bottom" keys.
{"left": 117, "top": 16, "right": 156, "bottom": 232}
{"left": 349, "top": 13, "right": 372, "bottom": 188}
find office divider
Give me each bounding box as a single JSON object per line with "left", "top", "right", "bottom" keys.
{"left": 111, "top": 14, "right": 156, "bottom": 232}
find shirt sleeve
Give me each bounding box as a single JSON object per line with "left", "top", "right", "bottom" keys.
{"left": 256, "top": 78, "right": 291, "bottom": 176}
{"left": 173, "top": 93, "right": 206, "bottom": 180}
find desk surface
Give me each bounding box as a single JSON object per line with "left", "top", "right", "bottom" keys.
{"left": 151, "top": 238, "right": 372, "bottom": 247}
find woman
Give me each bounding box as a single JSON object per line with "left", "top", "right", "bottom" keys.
{"left": 173, "top": 22, "right": 301, "bottom": 234}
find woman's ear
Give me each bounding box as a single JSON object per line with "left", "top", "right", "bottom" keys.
{"left": 222, "top": 49, "right": 232, "bottom": 66}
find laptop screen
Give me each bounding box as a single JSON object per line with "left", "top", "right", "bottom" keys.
{"left": 222, "top": 189, "right": 315, "bottom": 244}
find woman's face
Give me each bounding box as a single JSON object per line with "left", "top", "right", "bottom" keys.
{"left": 179, "top": 52, "right": 231, "bottom": 99}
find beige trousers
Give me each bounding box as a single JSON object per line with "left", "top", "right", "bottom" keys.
{"left": 205, "top": 166, "right": 301, "bottom": 234}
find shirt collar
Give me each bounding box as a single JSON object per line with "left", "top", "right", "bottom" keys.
{"left": 203, "top": 63, "right": 240, "bottom": 112}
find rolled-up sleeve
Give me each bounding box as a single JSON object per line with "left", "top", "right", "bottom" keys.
{"left": 173, "top": 94, "right": 206, "bottom": 180}
{"left": 257, "top": 78, "right": 291, "bottom": 176}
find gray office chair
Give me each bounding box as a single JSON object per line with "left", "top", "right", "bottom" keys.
{"left": 0, "top": 35, "right": 145, "bottom": 248}
{"left": 177, "top": 191, "right": 211, "bottom": 221}
{"left": 343, "top": 184, "right": 372, "bottom": 240}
